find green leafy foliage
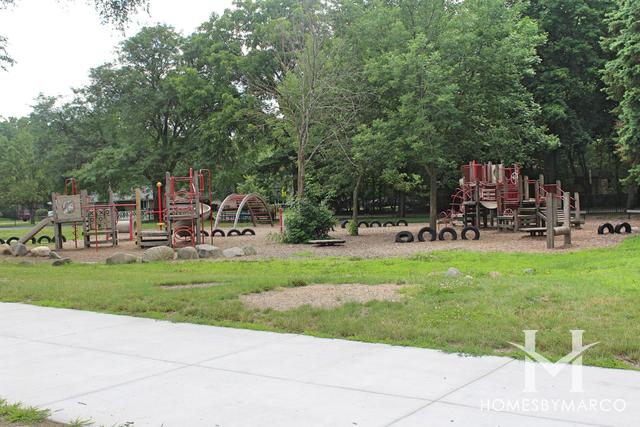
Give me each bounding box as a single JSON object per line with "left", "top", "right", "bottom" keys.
{"left": 283, "top": 198, "right": 335, "bottom": 244}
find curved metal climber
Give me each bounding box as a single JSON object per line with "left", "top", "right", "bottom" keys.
{"left": 213, "top": 193, "right": 273, "bottom": 229}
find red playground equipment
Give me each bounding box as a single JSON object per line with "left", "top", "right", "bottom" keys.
{"left": 446, "top": 161, "right": 584, "bottom": 234}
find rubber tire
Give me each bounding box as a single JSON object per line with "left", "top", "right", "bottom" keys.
{"left": 6, "top": 237, "right": 18, "bottom": 244}
{"left": 438, "top": 227, "right": 458, "bottom": 241}
{"left": 358, "top": 221, "right": 369, "bottom": 228}
{"left": 37, "top": 235, "right": 52, "bottom": 244}
{"left": 461, "top": 226, "right": 480, "bottom": 240}
{"left": 615, "top": 222, "right": 632, "bottom": 234}
{"left": 396, "top": 220, "right": 408, "bottom": 226}
{"left": 200, "top": 230, "right": 210, "bottom": 237}
{"left": 417, "top": 227, "right": 436, "bottom": 242}
{"left": 242, "top": 228, "right": 256, "bottom": 236}
{"left": 395, "top": 231, "right": 414, "bottom": 243}
{"left": 212, "top": 229, "right": 225, "bottom": 237}
{"left": 0, "top": 238, "right": 4, "bottom": 244}
{"left": 340, "top": 220, "right": 349, "bottom": 229}
{"left": 52, "top": 235, "right": 67, "bottom": 243}
{"left": 383, "top": 221, "right": 395, "bottom": 227}
{"left": 597, "top": 223, "right": 614, "bottom": 235}
{"left": 369, "top": 221, "right": 382, "bottom": 227}
{"left": 227, "top": 229, "right": 241, "bottom": 236}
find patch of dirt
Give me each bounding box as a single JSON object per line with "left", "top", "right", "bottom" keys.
{"left": 240, "top": 283, "right": 408, "bottom": 311}
{"left": 160, "top": 282, "right": 224, "bottom": 289}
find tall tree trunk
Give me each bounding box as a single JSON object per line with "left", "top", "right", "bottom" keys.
{"left": 296, "top": 144, "right": 305, "bottom": 198}
{"left": 543, "top": 150, "right": 557, "bottom": 183}
{"left": 427, "top": 165, "right": 438, "bottom": 230}
{"left": 399, "top": 193, "right": 406, "bottom": 218}
{"left": 351, "top": 173, "right": 363, "bottom": 236}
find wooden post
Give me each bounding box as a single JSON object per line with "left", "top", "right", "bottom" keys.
{"left": 474, "top": 185, "right": 480, "bottom": 227}
{"left": 135, "top": 189, "right": 142, "bottom": 247}
{"left": 523, "top": 175, "right": 529, "bottom": 200}
{"left": 563, "top": 192, "right": 571, "bottom": 246}
{"left": 574, "top": 192, "right": 581, "bottom": 229}
{"left": 194, "top": 174, "right": 201, "bottom": 245}
{"left": 546, "top": 192, "right": 555, "bottom": 249}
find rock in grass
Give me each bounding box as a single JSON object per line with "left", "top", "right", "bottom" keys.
{"left": 223, "top": 247, "right": 245, "bottom": 258}
{"left": 489, "top": 271, "right": 501, "bottom": 278}
{"left": 176, "top": 246, "right": 199, "bottom": 260}
{"left": 49, "top": 251, "right": 62, "bottom": 260}
{"left": 9, "top": 242, "right": 28, "bottom": 257}
{"left": 0, "top": 243, "right": 11, "bottom": 255}
{"left": 30, "top": 246, "right": 51, "bottom": 257}
{"left": 195, "top": 244, "right": 222, "bottom": 259}
{"left": 242, "top": 246, "right": 257, "bottom": 256}
{"left": 142, "top": 246, "right": 175, "bottom": 263}
{"left": 445, "top": 267, "right": 462, "bottom": 277}
{"left": 523, "top": 268, "right": 535, "bottom": 275}
{"left": 52, "top": 258, "right": 71, "bottom": 267}
{"left": 106, "top": 252, "right": 139, "bottom": 265}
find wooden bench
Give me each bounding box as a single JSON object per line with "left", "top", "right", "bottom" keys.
{"left": 308, "top": 239, "right": 346, "bottom": 247}
{"left": 520, "top": 227, "right": 546, "bottom": 237}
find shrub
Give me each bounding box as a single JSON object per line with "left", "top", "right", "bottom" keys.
{"left": 283, "top": 198, "right": 335, "bottom": 244}
{"left": 347, "top": 220, "right": 359, "bottom": 236}
{"left": 35, "top": 208, "right": 48, "bottom": 220}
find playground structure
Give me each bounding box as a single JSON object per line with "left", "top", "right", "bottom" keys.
{"left": 16, "top": 168, "right": 276, "bottom": 251}
{"left": 212, "top": 193, "right": 274, "bottom": 235}
{"left": 446, "top": 161, "right": 583, "bottom": 236}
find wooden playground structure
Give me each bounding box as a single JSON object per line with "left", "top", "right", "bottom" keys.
{"left": 444, "top": 161, "right": 584, "bottom": 249}
{"left": 16, "top": 168, "right": 274, "bottom": 252}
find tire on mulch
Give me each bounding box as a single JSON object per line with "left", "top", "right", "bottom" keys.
{"left": 461, "top": 226, "right": 480, "bottom": 240}
{"left": 417, "top": 227, "right": 436, "bottom": 242}
{"left": 597, "top": 223, "right": 615, "bottom": 235}
{"left": 212, "top": 229, "right": 226, "bottom": 237}
{"left": 242, "top": 228, "right": 256, "bottom": 236}
{"left": 614, "top": 222, "right": 632, "bottom": 234}
{"left": 340, "top": 220, "right": 349, "bottom": 229}
{"left": 395, "top": 231, "right": 414, "bottom": 243}
{"left": 37, "top": 235, "right": 52, "bottom": 244}
{"left": 358, "top": 221, "right": 369, "bottom": 228}
{"left": 6, "top": 237, "right": 18, "bottom": 244}
{"left": 383, "top": 221, "right": 396, "bottom": 227}
{"left": 200, "top": 230, "right": 210, "bottom": 237}
{"left": 227, "top": 229, "right": 241, "bottom": 236}
{"left": 0, "top": 238, "right": 4, "bottom": 244}
{"left": 369, "top": 221, "right": 382, "bottom": 227}
{"left": 396, "top": 220, "right": 408, "bottom": 226}
{"left": 52, "top": 235, "right": 68, "bottom": 243}
{"left": 438, "top": 227, "right": 458, "bottom": 241}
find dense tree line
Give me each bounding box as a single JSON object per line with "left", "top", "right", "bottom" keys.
{"left": 1, "top": 0, "right": 638, "bottom": 220}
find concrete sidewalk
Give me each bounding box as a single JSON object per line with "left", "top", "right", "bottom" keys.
{"left": 0, "top": 303, "right": 637, "bottom": 426}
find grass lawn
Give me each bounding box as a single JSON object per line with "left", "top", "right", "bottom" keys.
{"left": 1, "top": 238, "right": 639, "bottom": 370}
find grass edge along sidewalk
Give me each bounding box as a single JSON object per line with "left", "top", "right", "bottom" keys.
{"left": 0, "top": 238, "right": 639, "bottom": 371}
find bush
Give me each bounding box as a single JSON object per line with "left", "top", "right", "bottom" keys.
{"left": 347, "top": 220, "right": 359, "bottom": 236}
{"left": 283, "top": 198, "right": 335, "bottom": 244}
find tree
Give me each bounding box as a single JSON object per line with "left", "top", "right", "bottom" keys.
{"left": 602, "top": 0, "right": 640, "bottom": 207}
{"left": 0, "top": 119, "right": 48, "bottom": 219}
{"left": 525, "top": 0, "right": 616, "bottom": 195}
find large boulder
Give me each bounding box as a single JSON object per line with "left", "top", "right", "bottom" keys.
{"left": 10, "top": 242, "right": 29, "bottom": 257}
{"left": 106, "top": 252, "right": 139, "bottom": 265}
{"left": 30, "top": 246, "right": 51, "bottom": 257}
{"left": 195, "top": 244, "right": 223, "bottom": 259}
{"left": 0, "top": 243, "right": 11, "bottom": 255}
{"left": 223, "top": 247, "right": 245, "bottom": 258}
{"left": 176, "top": 246, "right": 199, "bottom": 260}
{"left": 242, "top": 246, "right": 257, "bottom": 256}
{"left": 142, "top": 246, "right": 175, "bottom": 263}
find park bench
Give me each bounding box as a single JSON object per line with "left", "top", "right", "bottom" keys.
{"left": 627, "top": 209, "right": 640, "bottom": 219}
{"left": 308, "top": 239, "right": 346, "bottom": 247}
